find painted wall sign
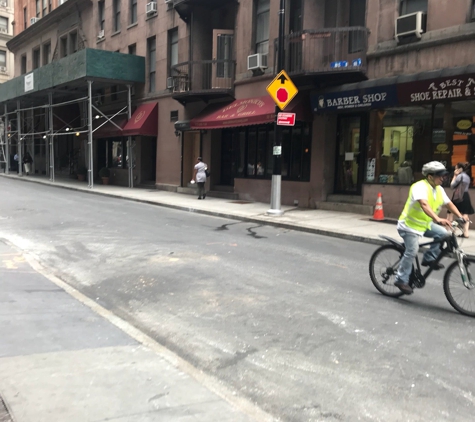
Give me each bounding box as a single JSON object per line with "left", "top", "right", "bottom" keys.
{"left": 311, "top": 86, "right": 398, "bottom": 112}
{"left": 312, "top": 73, "right": 475, "bottom": 114}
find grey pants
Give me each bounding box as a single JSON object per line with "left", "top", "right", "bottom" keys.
{"left": 197, "top": 182, "right": 205, "bottom": 198}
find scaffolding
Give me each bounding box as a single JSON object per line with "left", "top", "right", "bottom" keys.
{"left": 0, "top": 82, "right": 134, "bottom": 187}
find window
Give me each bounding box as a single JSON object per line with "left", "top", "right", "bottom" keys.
{"left": 0, "top": 16, "right": 7, "bottom": 32}
{"left": 32, "top": 48, "right": 40, "bottom": 69}
{"left": 472, "top": 0, "right": 475, "bottom": 20}
{"left": 0, "top": 51, "right": 6, "bottom": 68}
{"left": 21, "top": 55, "right": 27, "bottom": 74}
{"left": 113, "top": 0, "right": 121, "bottom": 32}
{"left": 98, "top": 1, "right": 105, "bottom": 30}
{"left": 49, "top": 0, "right": 52, "bottom": 13}
{"left": 147, "top": 36, "right": 156, "bottom": 92}
{"left": 111, "top": 85, "right": 118, "bottom": 101}
{"left": 128, "top": 44, "right": 136, "bottom": 55}
{"left": 399, "top": 0, "right": 428, "bottom": 15}
{"left": 168, "top": 28, "right": 178, "bottom": 76}
{"left": 36, "top": 0, "right": 40, "bottom": 17}
{"left": 221, "top": 123, "right": 311, "bottom": 182}
{"left": 107, "top": 139, "right": 129, "bottom": 169}
{"left": 130, "top": 0, "right": 137, "bottom": 25}
{"left": 60, "top": 36, "right": 68, "bottom": 58}
{"left": 23, "top": 7, "right": 27, "bottom": 30}
{"left": 42, "top": 0, "right": 47, "bottom": 16}
{"left": 255, "top": 0, "right": 270, "bottom": 54}
{"left": 69, "top": 31, "right": 78, "bottom": 54}
{"left": 42, "top": 42, "right": 51, "bottom": 65}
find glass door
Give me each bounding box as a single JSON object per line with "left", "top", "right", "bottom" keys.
{"left": 212, "top": 30, "right": 234, "bottom": 89}
{"left": 335, "top": 115, "right": 366, "bottom": 194}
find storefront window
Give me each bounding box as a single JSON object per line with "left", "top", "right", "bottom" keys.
{"left": 221, "top": 123, "right": 311, "bottom": 184}
{"left": 112, "top": 140, "right": 123, "bottom": 168}
{"left": 367, "top": 100, "right": 475, "bottom": 186}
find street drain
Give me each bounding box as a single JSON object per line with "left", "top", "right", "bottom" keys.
{"left": 229, "top": 200, "right": 253, "bottom": 204}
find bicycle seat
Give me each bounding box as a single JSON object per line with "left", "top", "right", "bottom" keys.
{"left": 379, "top": 235, "right": 405, "bottom": 248}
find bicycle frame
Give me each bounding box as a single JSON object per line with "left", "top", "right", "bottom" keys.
{"left": 414, "top": 234, "right": 458, "bottom": 281}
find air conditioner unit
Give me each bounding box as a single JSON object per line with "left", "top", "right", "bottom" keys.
{"left": 30, "top": 17, "right": 39, "bottom": 25}
{"left": 97, "top": 29, "right": 104, "bottom": 39}
{"left": 247, "top": 53, "right": 268, "bottom": 71}
{"left": 0, "top": 1, "right": 7, "bottom": 8}
{"left": 395, "top": 11, "right": 426, "bottom": 42}
{"left": 0, "top": 28, "right": 7, "bottom": 33}
{"left": 166, "top": 77, "right": 175, "bottom": 90}
{"left": 0, "top": 66, "right": 6, "bottom": 73}
{"left": 146, "top": 2, "right": 157, "bottom": 14}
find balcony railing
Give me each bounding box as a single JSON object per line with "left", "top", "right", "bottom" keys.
{"left": 170, "top": 59, "right": 236, "bottom": 94}
{"left": 277, "top": 27, "right": 369, "bottom": 75}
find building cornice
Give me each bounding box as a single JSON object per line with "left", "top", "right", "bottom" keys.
{"left": 7, "top": 0, "right": 92, "bottom": 52}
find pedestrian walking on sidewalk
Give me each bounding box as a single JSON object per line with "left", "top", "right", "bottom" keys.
{"left": 23, "top": 152, "right": 33, "bottom": 176}
{"left": 447, "top": 162, "right": 474, "bottom": 238}
{"left": 192, "top": 157, "right": 207, "bottom": 200}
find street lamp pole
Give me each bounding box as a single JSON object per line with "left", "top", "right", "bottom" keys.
{"left": 267, "top": 0, "right": 285, "bottom": 216}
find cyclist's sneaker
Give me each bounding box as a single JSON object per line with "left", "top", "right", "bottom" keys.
{"left": 421, "top": 259, "right": 444, "bottom": 270}
{"left": 394, "top": 280, "right": 413, "bottom": 294}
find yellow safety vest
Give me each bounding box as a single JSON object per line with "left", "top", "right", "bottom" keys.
{"left": 399, "top": 179, "right": 445, "bottom": 232}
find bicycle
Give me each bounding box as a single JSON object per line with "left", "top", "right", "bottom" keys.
{"left": 369, "top": 219, "right": 475, "bottom": 317}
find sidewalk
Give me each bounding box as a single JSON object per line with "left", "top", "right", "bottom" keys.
{"left": 0, "top": 239, "right": 268, "bottom": 422}
{"left": 2, "top": 173, "right": 475, "bottom": 257}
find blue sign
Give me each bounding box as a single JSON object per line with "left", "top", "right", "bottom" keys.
{"left": 352, "top": 58, "right": 362, "bottom": 67}
{"left": 311, "top": 85, "right": 398, "bottom": 112}
{"left": 331, "top": 61, "right": 348, "bottom": 68}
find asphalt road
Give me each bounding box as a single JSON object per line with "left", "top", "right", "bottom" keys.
{"left": 1, "top": 178, "right": 474, "bottom": 422}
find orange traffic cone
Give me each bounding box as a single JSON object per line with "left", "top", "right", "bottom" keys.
{"left": 372, "top": 193, "right": 385, "bottom": 221}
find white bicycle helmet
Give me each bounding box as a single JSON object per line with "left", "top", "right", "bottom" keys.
{"left": 422, "top": 161, "right": 448, "bottom": 176}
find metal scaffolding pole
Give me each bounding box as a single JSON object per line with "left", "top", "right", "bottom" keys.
{"left": 48, "top": 92, "right": 55, "bottom": 182}
{"left": 87, "top": 80, "right": 94, "bottom": 189}
{"left": 127, "top": 84, "right": 133, "bottom": 188}
{"left": 17, "top": 101, "right": 22, "bottom": 176}
{"left": 3, "top": 104, "right": 8, "bottom": 174}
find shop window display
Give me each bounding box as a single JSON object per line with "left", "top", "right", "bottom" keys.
{"left": 221, "top": 123, "right": 311, "bottom": 184}
{"left": 367, "top": 101, "right": 475, "bottom": 186}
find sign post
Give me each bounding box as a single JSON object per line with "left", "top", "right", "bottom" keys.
{"left": 266, "top": 0, "right": 294, "bottom": 216}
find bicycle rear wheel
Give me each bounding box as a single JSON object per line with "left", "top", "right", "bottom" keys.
{"left": 369, "top": 245, "right": 406, "bottom": 298}
{"left": 443, "top": 259, "right": 475, "bottom": 317}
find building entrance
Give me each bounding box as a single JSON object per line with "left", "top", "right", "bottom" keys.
{"left": 335, "top": 114, "right": 367, "bottom": 194}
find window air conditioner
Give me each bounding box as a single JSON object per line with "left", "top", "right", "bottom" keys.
{"left": 146, "top": 2, "right": 157, "bottom": 14}
{"left": 247, "top": 53, "right": 268, "bottom": 71}
{"left": 395, "top": 11, "right": 426, "bottom": 42}
{"left": 30, "top": 17, "right": 39, "bottom": 25}
{"left": 97, "top": 29, "right": 104, "bottom": 39}
{"left": 166, "top": 77, "right": 175, "bottom": 90}
{"left": 0, "top": 1, "right": 7, "bottom": 8}
{"left": 0, "top": 66, "right": 6, "bottom": 73}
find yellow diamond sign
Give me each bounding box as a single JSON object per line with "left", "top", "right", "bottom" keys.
{"left": 266, "top": 70, "right": 298, "bottom": 111}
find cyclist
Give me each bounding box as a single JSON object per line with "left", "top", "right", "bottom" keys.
{"left": 394, "top": 161, "right": 466, "bottom": 294}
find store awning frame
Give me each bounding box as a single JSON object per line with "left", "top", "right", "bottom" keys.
{"left": 190, "top": 94, "right": 311, "bottom": 130}
{"left": 122, "top": 102, "right": 158, "bottom": 136}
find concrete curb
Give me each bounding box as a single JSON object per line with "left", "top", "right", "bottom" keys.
{"left": 3, "top": 173, "right": 474, "bottom": 258}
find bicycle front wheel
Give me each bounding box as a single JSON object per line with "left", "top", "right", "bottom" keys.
{"left": 443, "top": 259, "right": 475, "bottom": 317}
{"left": 369, "top": 245, "right": 405, "bottom": 298}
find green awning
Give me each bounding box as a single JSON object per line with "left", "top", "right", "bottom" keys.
{"left": 0, "top": 48, "right": 145, "bottom": 104}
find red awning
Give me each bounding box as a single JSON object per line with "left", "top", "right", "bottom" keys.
{"left": 190, "top": 95, "right": 311, "bottom": 130}
{"left": 93, "top": 117, "right": 128, "bottom": 139}
{"left": 122, "top": 102, "right": 158, "bottom": 136}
